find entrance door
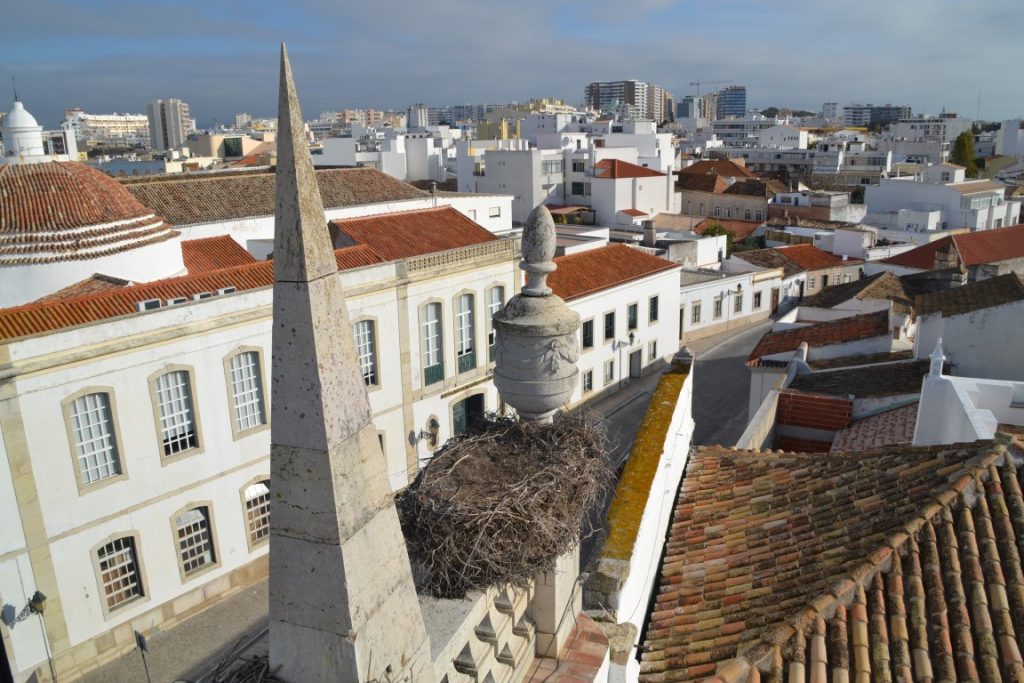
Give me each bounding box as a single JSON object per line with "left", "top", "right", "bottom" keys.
{"left": 452, "top": 394, "right": 485, "bottom": 436}
{"left": 629, "top": 349, "right": 642, "bottom": 379}
{"left": 770, "top": 287, "right": 780, "bottom": 314}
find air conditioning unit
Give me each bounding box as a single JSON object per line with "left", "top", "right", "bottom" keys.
{"left": 136, "top": 299, "right": 161, "bottom": 312}
{"left": 217, "top": 287, "right": 236, "bottom": 295}
{"left": 166, "top": 297, "right": 188, "bottom": 306}
{"left": 192, "top": 292, "right": 213, "bottom": 301}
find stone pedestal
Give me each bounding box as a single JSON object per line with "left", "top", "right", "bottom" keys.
{"left": 532, "top": 545, "right": 583, "bottom": 657}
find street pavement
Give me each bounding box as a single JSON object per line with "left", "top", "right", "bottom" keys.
{"left": 77, "top": 320, "right": 772, "bottom": 682}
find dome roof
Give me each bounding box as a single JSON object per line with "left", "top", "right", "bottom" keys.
{"left": 0, "top": 161, "right": 178, "bottom": 265}
{"left": 4, "top": 101, "right": 40, "bottom": 129}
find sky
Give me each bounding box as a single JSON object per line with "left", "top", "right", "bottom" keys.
{"left": 3, "top": 0, "right": 1021, "bottom": 128}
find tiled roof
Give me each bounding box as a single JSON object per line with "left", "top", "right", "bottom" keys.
{"left": 721, "top": 180, "right": 772, "bottom": 197}
{"left": 122, "top": 167, "right": 427, "bottom": 226}
{"left": 776, "top": 243, "right": 862, "bottom": 271}
{"left": 806, "top": 350, "right": 914, "bottom": 370}
{"left": 329, "top": 206, "right": 496, "bottom": 262}
{"left": 830, "top": 401, "right": 919, "bottom": 452}
{"left": 640, "top": 438, "right": 1024, "bottom": 682}
{"left": 693, "top": 218, "right": 763, "bottom": 242}
{"left": 799, "top": 271, "right": 912, "bottom": 310}
{"left": 883, "top": 223, "right": 1024, "bottom": 269}
{"left": 619, "top": 208, "right": 648, "bottom": 217}
{"left": 593, "top": 159, "right": 666, "bottom": 179}
{"left": 747, "top": 309, "right": 890, "bottom": 364}
{"left": 733, "top": 248, "right": 804, "bottom": 278}
{"left": 0, "top": 161, "right": 177, "bottom": 265}
{"left": 679, "top": 159, "right": 755, "bottom": 178}
{"left": 788, "top": 360, "right": 932, "bottom": 398}
{"left": 676, "top": 174, "right": 727, "bottom": 194}
{"left": 548, "top": 244, "right": 679, "bottom": 301}
{"left": 181, "top": 236, "right": 256, "bottom": 273}
{"left": 914, "top": 272, "right": 1024, "bottom": 317}
{"left": 949, "top": 179, "right": 1005, "bottom": 194}
{"left": 0, "top": 244, "right": 377, "bottom": 341}
{"left": 33, "top": 274, "right": 131, "bottom": 302}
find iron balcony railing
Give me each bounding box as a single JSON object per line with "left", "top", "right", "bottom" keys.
{"left": 424, "top": 362, "right": 444, "bottom": 386}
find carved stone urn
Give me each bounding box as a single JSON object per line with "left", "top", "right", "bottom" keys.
{"left": 493, "top": 205, "right": 580, "bottom": 423}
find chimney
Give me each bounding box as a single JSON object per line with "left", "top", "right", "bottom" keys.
{"left": 642, "top": 220, "right": 657, "bottom": 247}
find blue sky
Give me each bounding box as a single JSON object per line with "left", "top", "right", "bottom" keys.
{"left": 3, "top": 0, "right": 1021, "bottom": 127}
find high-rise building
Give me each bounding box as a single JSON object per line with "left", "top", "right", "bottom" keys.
{"left": 822, "top": 102, "right": 839, "bottom": 120}
{"left": 147, "top": 98, "right": 191, "bottom": 151}
{"left": 677, "top": 96, "right": 705, "bottom": 119}
{"left": 584, "top": 80, "right": 671, "bottom": 122}
{"left": 716, "top": 85, "right": 747, "bottom": 118}
{"left": 842, "top": 103, "right": 912, "bottom": 128}
{"left": 407, "top": 104, "right": 430, "bottom": 129}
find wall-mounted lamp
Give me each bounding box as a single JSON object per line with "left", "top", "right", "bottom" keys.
{"left": 417, "top": 417, "right": 440, "bottom": 448}
{"left": 10, "top": 590, "right": 46, "bottom": 624}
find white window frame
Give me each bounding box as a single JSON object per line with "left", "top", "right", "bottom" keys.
{"left": 353, "top": 319, "right": 379, "bottom": 387}
{"left": 604, "top": 359, "right": 615, "bottom": 385}
{"left": 226, "top": 349, "right": 267, "bottom": 438}
{"left": 487, "top": 286, "right": 505, "bottom": 358}
{"left": 242, "top": 480, "right": 271, "bottom": 549}
{"left": 152, "top": 367, "right": 201, "bottom": 459}
{"left": 691, "top": 302, "right": 702, "bottom": 324}
{"left": 648, "top": 340, "right": 658, "bottom": 361}
{"left": 173, "top": 504, "right": 218, "bottom": 579}
{"left": 582, "top": 370, "right": 594, "bottom": 393}
{"left": 422, "top": 301, "right": 444, "bottom": 384}
{"left": 64, "top": 389, "right": 125, "bottom": 490}
{"left": 456, "top": 293, "right": 475, "bottom": 356}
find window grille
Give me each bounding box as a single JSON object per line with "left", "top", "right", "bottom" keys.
{"left": 244, "top": 481, "right": 271, "bottom": 544}
{"left": 229, "top": 352, "right": 265, "bottom": 432}
{"left": 155, "top": 371, "right": 197, "bottom": 455}
{"left": 176, "top": 507, "right": 215, "bottom": 574}
{"left": 69, "top": 392, "right": 121, "bottom": 484}
{"left": 422, "top": 303, "right": 444, "bottom": 384}
{"left": 97, "top": 537, "right": 142, "bottom": 609}
{"left": 354, "top": 321, "right": 378, "bottom": 386}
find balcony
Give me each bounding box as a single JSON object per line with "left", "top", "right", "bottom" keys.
{"left": 458, "top": 351, "right": 476, "bottom": 374}
{"left": 424, "top": 363, "right": 445, "bottom": 386}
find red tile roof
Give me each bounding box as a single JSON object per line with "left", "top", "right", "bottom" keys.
{"left": 121, "top": 167, "right": 427, "bottom": 227}
{"left": 33, "top": 274, "right": 131, "bottom": 302}
{"left": 830, "top": 401, "right": 919, "bottom": 452}
{"left": 675, "top": 174, "right": 728, "bottom": 194}
{"left": 777, "top": 243, "right": 862, "bottom": 271}
{"left": 639, "top": 439, "right": 1024, "bottom": 682}
{"left": 693, "top": 218, "right": 763, "bottom": 241}
{"left": 0, "top": 245, "right": 379, "bottom": 341}
{"left": 914, "top": 272, "right": 1024, "bottom": 317}
{"left": 883, "top": 223, "right": 1024, "bottom": 269}
{"left": 747, "top": 309, "right": 891, "bottom": 364}
{"left": 678, "top": 159, "right": 755, "bottom": 178}
{"left": 593, "top": 159, "right": 666, "bottom": 179}
{"left": 0, "top": 161, "right": 177, "bottom": 265}
{"left": 329, "top": 206, "right": 496, "bottom": 261}
{"left": 619, "top": 208, "right": 648, "bottom": 217}
{"left": 181, "top": 236, "right": 257, "bottom": 273}
{"left": 548, "top": 244, "right": 679, "bottom": 301}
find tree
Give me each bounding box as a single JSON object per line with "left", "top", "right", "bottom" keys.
{"left": 701, "top": 223, "right": 735, "bottom": 256}
{"left": 950, "top": 131, "right": 979, "bottom": 177}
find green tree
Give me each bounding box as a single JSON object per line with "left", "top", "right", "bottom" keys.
{"left": 950, "top": 131, "right": 979, "bottom": 177}
{"left": 701, "top": 223, "right": 735, "bottom": 256}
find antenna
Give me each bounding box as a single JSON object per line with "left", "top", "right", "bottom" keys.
{"left": 976, "top": 90, "right": 981, "bottom": 121}
{"left": 11, "top": 76, "right": 18, "bottom": 102}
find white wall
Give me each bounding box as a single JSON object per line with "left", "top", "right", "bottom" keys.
{"left": 914, "top": 301, "right": 1024, "bottom": 381}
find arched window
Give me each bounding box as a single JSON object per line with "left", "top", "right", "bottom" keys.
{"left": 243, "top": 480, "right": 271, "bottom": 546}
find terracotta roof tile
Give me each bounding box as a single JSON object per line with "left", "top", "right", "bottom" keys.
{"left": 593, "top": 159, "right": 666, "bottom": 179}
{"left": 733, "top": 248, "right": 804, "bottom": 278}
{"left": 679, "top": 159, "right": 755, "bottom": 178}
{"left": 799, "top": 271, "right": 911, "bottom": 310}
{"left": 548, "top": 244, "right": 679, "bottom": 301}
{"left": 122, "top": 167, "right": 427, "bottom": 227}
{"left": 676, "top": 174, "right": 727, "bottom": 194}
{"left": 830, "top": 402, "right": 919, "bottom": 452}
{"left": 33, "top": 274, "right": 131, "bottom": 302}
{"left": 883, "top": 223, "right": 1024, "bottom": 269}
{"left": 747, "top": 309, "right": 891, "bottom": 364}
{"left": 721, "top": 179, "right": 773, "bottom": 197}
{"left": 914, "top": 272, "right": 1024, "bottom": 317}
{"left": 329, "top": 206, "right": 496, "bottom": 262}
{"left": 619, "top": 208, "right": 648, "bottom": 217}
{"left": 639, "top": 439, "right": 1024, "bottom": 682}
{"left": 693, "top": 218, "right": 763, "bottom": 242}
{"left": 789, "top": 360, "right": 932, "bottom": 398}
{"left": 776, "top": 243, "right": 862, "bottom": 271}
{"left": 181, "top": 236, "right": 257, "bottom": 273}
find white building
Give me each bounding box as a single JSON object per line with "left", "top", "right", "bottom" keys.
{"left": 757, "top": 124, "right": 808, "bottom": 149}
{"left": 996, "top": 119, "right": 1024, "bottom": 158}
{"left": 62, "top": 109, "right": 150, "bottom": 147}
{"left": 888, "top": 116, "right": 973, "bottom": 145}
{"left": 1, "top": 99, "right": 78, "bottom": 164}
{"left": 147, "top": 98, "right": 192, "bottom": 152}
{"left": 865, "top": 163, "right": 1021, "bottom": 232}
{"left": 678, "top": 266, "right": 782, "bottom": 343}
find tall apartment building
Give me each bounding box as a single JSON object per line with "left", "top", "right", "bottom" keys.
{"left": 716, "top": 85, "right": 747, "bottom": 118}
{"left": 63, "top": 108, "right": 150, "bottom": 146}
{"left": 842, "top": 103, "right": 912, "bottom": 128}
{"left": 584, "top": 79, "right": 671, "bottom": 122}
{"left": 407, "top": 104, "right": 430, "bottom": 128}
{"left": 822, "top": 102, "right": 839, "bottom": 119}
{"left": 678, "top": 95, "right": 704, "bottom": 119}
{"left": 147, "top": 98, "right": 192, "bottom": 151}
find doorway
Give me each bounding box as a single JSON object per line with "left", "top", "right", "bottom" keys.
{"left": 629, "top": 350, "right": 643, "bottom": 379}
{"left": 452, "top": 394, "right": 485, "bottom": 436}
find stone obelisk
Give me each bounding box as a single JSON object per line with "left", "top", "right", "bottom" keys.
{"left": 268, "top": 44, "right": 432, "bottom": 683}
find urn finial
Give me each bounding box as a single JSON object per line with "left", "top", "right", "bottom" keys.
{"left": 521, "top": 206, "right": 557, "bottom": 296}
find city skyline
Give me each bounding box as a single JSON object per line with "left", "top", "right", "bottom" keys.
{"left": 3, "top": 0, "right": 1021, "bottom": 128}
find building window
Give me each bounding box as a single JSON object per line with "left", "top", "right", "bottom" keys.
{"left": 455, "top": 293, "right": 476, "bottom": 373}
{"left": 627, "top": 303, "right": 639, "bottom": 330}
{"left": 808, "top": 276, "right": 816, "bottom": 288}
{"left": 353, "top": 320, "right": 378, "bottom": 386}
{"left": 244, "top": 481, "right": 271, "bottom": 546}
{"left": 713, "top": 297, "right": 723, "bottom": 320}
{"left": 571, "top": 181, "right": 585, "bottom": 195}
{"left": 581, "top": 319, "right": 594, "bottom": 350}
{"left": 228, "top": 351, "right": 266, "bottom": 433}
{"left": 648, "top": 340, "right": 658, "bottom": 361}
{"left": 154, "top": 370, "right": 199, "bottom": 456}
{"left": 488, "top": 206, "right": 501, "bottom": 218}
{"left": 175, "top": 507, "right": 215, "bottom": 575}
{"left": 97, "top": 537, "right": 143, "bottom": 611}
{"left": 604, "top": 360, "right": 615, "bottom": 385}
{"left": 753, "top": 291, "right": 763, "bottom": 309}
{"left": 755, "top": 210, "right": 763, "bottom": 221}
{"left": 822, "top": 274, "right": 829, "bottom": 287}
{"left": 422, "top": 302, "right": 444, "bottom": 385}
{"left": 572, "top": 160, "right": 585, "bottom": 173}
{"left": 604, "top": 312, "right": 615, "bottom": 341}
{"left": 68, "top": 391, "right": 122, "bottom": 485}
{"left": 467, "top": 209, "right": 476, "bottom": 221}
{"left": 649, "top": 296, "right": 659, "bottom": 323}
{"left": 582, "top": 370, "right": 594, "bottom": 393}
{"left": 734, "top": 293, "right": 743, "bottom": 313}
{"left": 691, "top": 302, "right": 702, "bottom": 324}
{"left": 541, "top": 159, "right": 564, "bottom": 175}
{"left": 487, "top": 286, "right": 504, "bottom": 362}
{"left": 744, "top": 208, "right": 751, "bottom": 220}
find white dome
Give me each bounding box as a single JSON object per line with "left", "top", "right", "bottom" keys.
{"left": 4, "top": 101, "right": 40, "bottom": 130}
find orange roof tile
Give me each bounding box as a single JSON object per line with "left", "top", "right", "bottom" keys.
{"left": 593, "top": 159, "right": 666, "bottom": 179}
{"left": 181, "top": 236, "right": 257, "bottom": 273}
{"left": 693, "top": 218, "right": 763, "bottom": 241}
{"left": 548, "top": 244, "right": 679, "bottom": 301}
{"left": 747, "top": 309, "right": 890, "bottom": 364}
{"left": 33, "top": 274, "right": 131, "bottom": 302}
{"left": 678, "top": 159, "right": 754, "bottom": 178}
{"left": 330, "top": 206, "right": 496, "bottom": 261}
{"left": 883, "top": 223, "right": 1024, "bottom": 269}
{"left": 777, "top": 243, "right": 862, "bottom": 271}
{"left": 619, "top": 208, "right": 648, "bottom": 217}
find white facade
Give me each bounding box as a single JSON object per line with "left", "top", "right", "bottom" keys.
{"left": 679, "top": 268, "right": 781, "bottom": 343}
{"left": 888, "top": 117, "right": 973, "bottom": 144}
{"left": 2, "top": 100, "right": 79, "bottom": 164}
{"left": 757, "top": 125, "right": 808, "bottom": 149}
{"left": 63, "top": 110, "right": 150, "bottom": 146}
{"left": 914, "top": 299, "right": 1024, "bottom": 381}
{"left": 147, "top": 99, "right": 191, "bottom": 152}
{"left": 996, "top": 119, "right": 1024, "bottom": 158}
{"left": 865, "top": 173, "right": 1020, "bottom": 232}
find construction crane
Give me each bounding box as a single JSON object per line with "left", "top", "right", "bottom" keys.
{"left": 689, "top": 80, "right": 730, "bottom": 98}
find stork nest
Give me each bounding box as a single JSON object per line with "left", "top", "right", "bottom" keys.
{"left": 397, "top": 411, "right": 613, "bottom": 598}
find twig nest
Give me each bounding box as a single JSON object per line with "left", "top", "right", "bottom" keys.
{"left": 397, "top": 412, "right": 613, "bottom": 598}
